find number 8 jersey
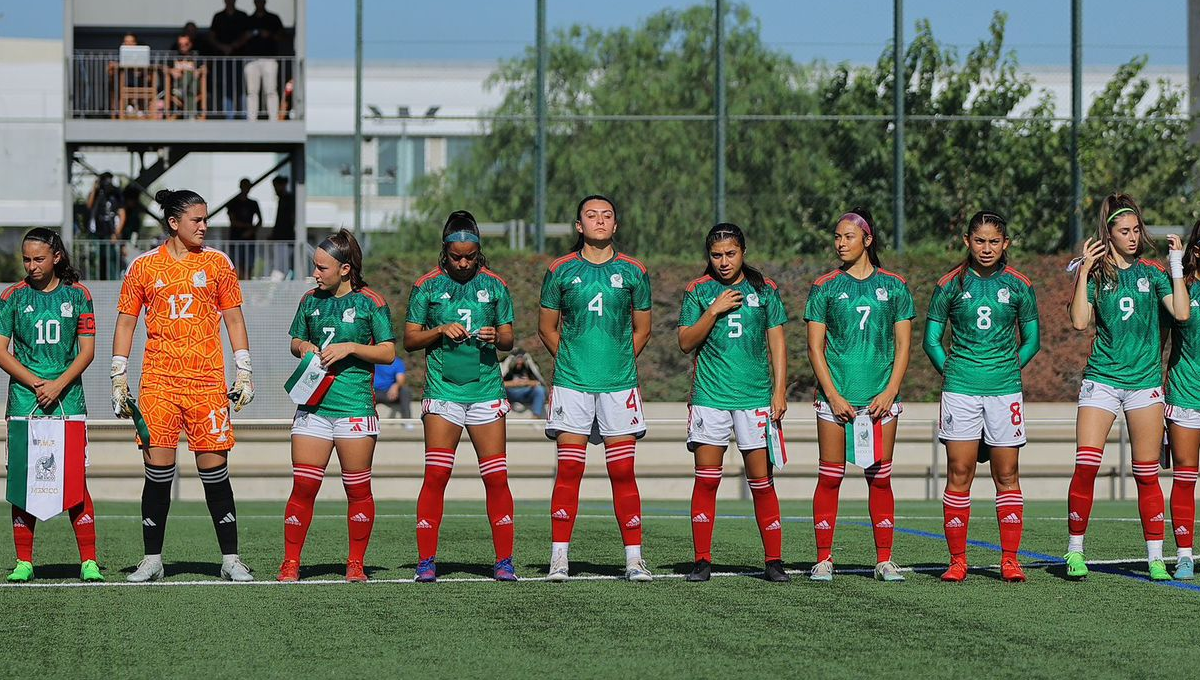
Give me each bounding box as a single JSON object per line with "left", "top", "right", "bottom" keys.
{"left": 1083, "top": 259, "right": 1171, "bottom": 390}
{"left": 540, "top": 252, "right": 651, "bottom": 393}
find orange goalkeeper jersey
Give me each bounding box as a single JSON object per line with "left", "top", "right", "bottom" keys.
{"left": 117, "top": 245, "right": 243, "bottom": 390}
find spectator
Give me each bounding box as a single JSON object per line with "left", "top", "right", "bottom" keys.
{"left": 226, "top": 177, "right": 262, "bottom": 278}
{"left": 243, "top": 0, "right": 284, "bottom": 120}
{"left": 208, "top": 0, "right": 248, "bottom": 118}
{"left": 168, "top": 33, "right": 201, "bottom": 117}
{"left": 500, "top": 349, "right": 547, "bottom": 418}
{"left": 374, "top": 356, "right": 413, "bottom": 424}
{"left": 116, "top": 185, "right": 143, "bottom": 242}
{"left": 85, "top": 173, "right": 124, "bottom": 278}
{"left": 270, "top": 175, "right": 295, "bottom": 278}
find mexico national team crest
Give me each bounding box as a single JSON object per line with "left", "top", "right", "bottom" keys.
{"left": 1137, "top": 277, "right": 1150, "bottom": 293}
{"left": 60, "top": 302, "right": 73, "bottom": 317}
{"left": 477, "top": 289, "right": 490, "bottom": 303}
{"left": 997, "top": 287, "right": 1010, "bottom": 304}
{"left": 610, "top": 273, "right": 623, "bottom": 288}
{"left": 342, "top": 307, "right": 357, "bottom": 323}
{"left": 875, "top": 287, "right": 889, "bottom": 301}
{"left": 746, "top": 293, "right": 760, "bottom": 307}
{"left": 192, "top": 270, "right": 208, "bottom": 288}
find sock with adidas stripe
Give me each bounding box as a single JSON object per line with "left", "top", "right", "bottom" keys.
{"left": 1132, "top": 461, "right": 1165, "bottom": 556}
{"left": 690, "top": 466, "right": 722, "bottom": 562}
{"left": 1067, "top": 446, "right": 1104, "bottom": 542}
{"left": 283, "top": 464, "right": 325, "bottom": 562}
{"left": 141, "top": 463, "right": 175, "bottom": 555}
{"left": 67, "top": 487, "right": 98, "bottom": 562}
{"left": 416, "top": 448, "right": 455, "bottom": 561}
{"left": 343, "top": 468, "right": 374, "bottom": 563}
{"left": 605, "top": 440, "right": 643, "bottom": 547}
{"left": 865, "top": 460, "right": 895, "bottom": 562}
{"left": 550, "top": 443, "right": 587, "bottom": 544}
{"left": 942, "top": 489, "right": 971, "bottom": 559}
{"left": 748, "top": 476, "right": 782, "bottom": 562}
{"left": 995, "top": 489, "right": 1023, "bottom": 559}
{"left": 199, "top": 463, "right": 238, "bottom": 555}
{"left": 813, "top": 461, "right": 845, "bottom": 562}
{"left": 11, "top": 506, "right": 36, "bottom": 563}
{"left": 479, "top": 454, "right": 514, "bottom": 562}
{"left": 1171, "top": 466, "right": 1197, "bottom": 557}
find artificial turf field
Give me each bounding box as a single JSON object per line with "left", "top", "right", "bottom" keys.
{"left": 2, "top": 499, "right": 1195, "bottom": 678}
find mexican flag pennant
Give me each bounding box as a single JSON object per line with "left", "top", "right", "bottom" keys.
{"left": 6, "top": 417, "right": 87, "bottom": 521}
{"left": 845, "top": 410, "right": 884, "bottom": 468}
{"left": 284, "top": 352, "right": 334, "bottom": 406}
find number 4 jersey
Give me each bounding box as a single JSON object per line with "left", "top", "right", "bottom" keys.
{"left": 0, "top": 281, "right": 95, "bottom": 416}
{"left": 1084, "top": 259, "right": 1171, "bottom": 390}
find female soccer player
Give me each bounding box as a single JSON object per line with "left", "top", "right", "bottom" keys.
{"left": 278, "top": 229, "right": 395, "bottom": 583}
{"left": 539, "top": 195, "right": 652, "bottom": 582}
{"left": 679, "top": 223, "right": 788, "bottom": 582}
{"left": 112, "top": 188, "right": 256, "bottom": 583}
{"left": 1065, "top": 193, "right": 1188, "bottom": 581}
{"left": 805, "top": 207, "right": 913, "bottom": 582}
{"left": 923, "top": 211, "right": 1040, "bottom": 582}
{"left": 404, "top": 211, "right": 518, "bottom": 583}
{"left": 1, "top": 229, "right": 100, "bottom": 582}
{"left": 1163, "top": 218, "right": 1200, "bottom": 579}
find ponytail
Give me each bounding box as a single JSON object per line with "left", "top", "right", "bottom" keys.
{"left": 155, "top": 188, "right": 206, "bottom": 236}
{"left": 23, "top": 228, "right": 80, "bottom": 286}
{"left": 317, "top": 228, "right": 367, "bottom": 290}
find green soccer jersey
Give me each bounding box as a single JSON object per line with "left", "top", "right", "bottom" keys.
{"left": 289, "top": 287, "right": 395, "bottom": 418}
{"left": 406, "top": 267, "right": 514, "bottom": 404}
{"left": 1084, "top": 259, "right": 1171, "bottom": 390}
{"left": 0, "top": 281, "right": 95, "bottom": 417}
{"left": 1166, "top": 282, "right": 1200, "bottom": 409}
{"left": 540, "top": 252, "right": 652, "bottom": 393}
{"left": 679, "top": 275, "right": 788, "bottom": 410}
{"left": 927, "top": 265, "right": 1038, "bottom": 396}
{"left": 803, "top": 267, "right": 915, "bottom": 406}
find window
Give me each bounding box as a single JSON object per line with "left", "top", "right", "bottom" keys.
{"left": 378, "top": 137, "right": 425, "bottom": 197}
{"left": 306, "top": 136, "right": 354, "bottom": 197}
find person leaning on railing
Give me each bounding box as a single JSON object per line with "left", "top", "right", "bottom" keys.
{"left": 168, "top": 34, "right": 201, "bottom": 118}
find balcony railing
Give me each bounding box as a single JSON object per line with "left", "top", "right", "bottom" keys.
{"left": 72, "top": 240, "right": 307, "bottom": 281}
{"left": 71, "top": 51, "right": 301, "bottom": 121}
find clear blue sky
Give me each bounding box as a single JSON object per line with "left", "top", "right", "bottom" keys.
{"left": 0, "top": 0, "right": 1187, "bottom": 67}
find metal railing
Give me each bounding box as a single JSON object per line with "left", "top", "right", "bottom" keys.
{"left": 72, "top": 239, "right": 303, "bottom": 280}
{"left": 70, "top": 51, "right": 301, "bottom": 121}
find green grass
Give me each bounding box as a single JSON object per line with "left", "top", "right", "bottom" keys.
{"left": 0, "top": 499, "right": 1194, "bottom": 678}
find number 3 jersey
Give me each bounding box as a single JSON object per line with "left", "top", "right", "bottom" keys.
{"left": 926, "top": 265, "right": 1037, "bottom": 396}
{"left": 117, "top": 246, "right": 243, "bottom": 391}
{"left": 540, "top": 252, "right": 652, "bottom": 393}
{"left": 1084, "top": 259, "right": 1171, "bottom": 390}
{"left": 406, "top": 267, "right": 513, "bottom": 404}
{"left": 291, "top": 287, "right": 395, "bottom": 418}
{"left": 679, "top": 275, "right": 787, "bottom": 410}
{"left": 0, "top": 281, "right": 95, "bottom": 416}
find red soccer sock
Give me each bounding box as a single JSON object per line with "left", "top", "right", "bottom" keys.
{"left": 343, "top": 468, "right": 375, "bottom": 563}
{"left": 865, "top": 461, "right": 895, "bottom": 562}
{"left": 691, "top": 466, "right": 722, "bottom": 562}
{"left": 550, "top": 444, "right": 587, "bottom": 544}
{"left": 1172, "top": 466, "right": 1198, "bottom": 550}
{"left": 1133, "top": 461, "right": 1165, "bottom": 542}
{"left": 943, "top": 490, "right": 971, "bottom": 559}
{"left": 748, "top": 476, "right": 782, "bottom": 562}
{"left": 416, "top": 448, "right": 455, "bottom": 561}
{"left": 995, "top": 489, "right": 1024, "bottom": 559}
{"left": 68, "top": 488, "right": 97, "bottom": 562}
{"left": 11, "top": 506, "right": 35, "bottom": 563}
{"left": 813, "top": 462, "right": 845, "bottom": 562}
{"left": 283, "top": 464, "right": 325, "bottom": 562}
{"left": 1068, "top": 446, "right": 1104, "bottom": 538}
{"left": 605, "top": 440, "right": 642, "bottom": 547}
{"left": 479, "top": 454, "right": 514, "bottom": 562}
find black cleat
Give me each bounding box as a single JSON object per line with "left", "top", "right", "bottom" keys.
{"left": 686, "top": 559, "right": 712, "bottom": 582}
{"left": 763, "top": 560, "right": 790, "bottom": 582}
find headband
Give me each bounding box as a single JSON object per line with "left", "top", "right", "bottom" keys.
{"left": 1107, "top": 207, "right": 1136, "bottom": 224}
{"left": 838, "top": 212, "right": 871, "bottom": 237}
{"left": 444, "top": 231, "right": 480, "bottom": 244}
{"left": 318, "top": 238, "right": 348, "bottom": 264}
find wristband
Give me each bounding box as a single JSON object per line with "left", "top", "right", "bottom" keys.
{"left": 234, "top": 349, "right": 253, "bottom": 373}
{"left": 110, "top": 355, "right": 128, "bottom": 376}
{"left": 1169, "top": 250, "right": 1184, "bottom": 279}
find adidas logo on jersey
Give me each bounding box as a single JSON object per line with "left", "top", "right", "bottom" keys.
{"left": 838, "top": 292, "right": 849, "bottom": 299}
{"left": 1151, "top": 512, "right": 1165, "bottom": 523}
{"left": 218, "top": 512, "right": 237, "bottom": 525}
{"left": 945, "top": 517, "right": 965, "bottom": 528}
{"left": 494, "top": 514, "right": 513, "bottom": 527}
{"left": 571, "top": 277, "right": 582, "bottom": 285}
{"left": 814, "top": 520, "right": 831, "bottom": 530}
{"left": 440, "top": 292, "right": 451, "bottom": 299}
{"left": 875, "top": 518, "right": 894, "bottom": 529}
{"left": 22, "top": 305, "right": 32, "bottom": 313}
{"left": 625, "top": 515, "right": 641, "bottom": 528}
{"left": 311, "top": 308, "right": 320, "bottom": 316}
{"left": 692, "top": 513, "right": 711, "bottom": 523}
{"left": 552, "top": 509, "right": 570, "bottom": 520}
{"left": 416, "top": 519, "right": 433, "bottom": 529}
{"left": 1192, "top": 300, "right": 1199, "bottom": 308}
{"left": 350, "top": 512, "right": 371, "bottom": 523}
{"left": 142, "top": 518, "right": 156, "bottom": 527}
{"left": 1000, "top": 513, "right": 1021, "bottom": 524}
{"left": 765, "top": 520, "right": 781, "bottom": 531}
{"left": 960, "top": 291, "right": 972, "bottom": 299}
{"left": 284, "top": 515, "right": 302, "bottom": 526}
{"left": 75, "top": 514, "right": 94, "bottom": 526}
{"left": 1176, "top": 525, "right": 1190, "bottom": 536}
{"left": 1068, "top": 511, "right": 1083, "bottom": 522}
{"left": 155, "top": 279, "right": 166, "bottom": 288}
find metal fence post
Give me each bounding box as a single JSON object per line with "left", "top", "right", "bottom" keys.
{"left": 534, "top": 0, "right": 548, "bottom": 254}
{"left": 1069, "top": 0, "right": 1083, "bottom": 248}
{"left": 713, "top": 0, "right": 727, "bottom": 224}
{"left": 892, "top": 0, "right": 905, "bottom": 252}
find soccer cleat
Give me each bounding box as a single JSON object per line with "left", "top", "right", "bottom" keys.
{"left": 345, "top": 560, "right": 368, "bottom": 583}
{"left": 546, "top": 553, "right": 569, "bottom": 582}
{"left": 941, "top": 557, "right": 968, "bottom": 582}
{"left": 220, "top": 556, "right": 254, "bottom": 582}
{"left": 493, "top": 557, "right": 517, "bottom": 582}
{"left": 686, "top": 559, "right": 712, "bottom": 582}
{"left": 809, "top": 559, "right": 834, "bottom": 582}
{"left": 764, "top": 560, "right": 790, "bottom": 583}
{"left": 874, "top": 560, "right": 906, "bottom": 582}
{"left": 1064, "top": 551, "right": 1089, "bottom": 580}
{"left": 7, "top": 560, "right": 33, "bottom": 583}
{"left": 415, "top": 557, "right": 437, "bottom": 583}
{"left": 80, "top": 560, "right": 104, "bottom": 582}
{"left": 127, "top": 556, "right": 164, "bottom": 583}
{"left": 1148, "top": 559, "right": 1171, "bottom": 581}
{"left": 277, "top": 559, "right": 300, "bottom": 582}
{"left": 1000, "top": 557, "right": 1026, "bottom": 582}
{"left": 625, "top": 559, "right": 653, "bottom": 582}
{"left": 1174, "top": 555, "right": 1195, "bottom": 580}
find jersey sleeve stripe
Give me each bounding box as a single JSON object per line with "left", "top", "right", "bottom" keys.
{"left": 685, "top": 275, "right": 712, "bottom": 292}
{"left": 124, "top": 246, "right": 161, "bottom": 275}
{"left": 1139, "top": 258, "right": 1167, "bottom": 273}
{"left": 878, "top": 268, "right": 907, "bottom": 284}
{"left": 70, "top": 283, "right": 94, "bottom": 301}
{"left": 201, "top": 246, "right": 236, "bottom": 270}
{"left": 615, "top": 253, "right": 647, "bottom": 273}
{"left": 1002, "top": 266, "right": 1033, "bottom": 286}
{"left": 813, "top": 270, "right": 841, "bottom": 286}
{"left": 479, "top": 267, "right": 509, "bottom": 286}
{"left": 763, "top": 277, "right": 779, "bottom": 290}
{"left": 548, "top": 253, "right": 578, "bottom": 272}
{"left": 414, "top": 268, "right": 442, "bottom": 287}
{"left": 0, "top": 282, "right": 26, "bottom": 301}
{"left": 937, "top": 265, "right": 965, "bottom": 287}
{"left": 359, "top": 287, "right": 387, "bottom": 306}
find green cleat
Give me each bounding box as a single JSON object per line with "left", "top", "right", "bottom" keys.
{"left": 80, "top": 560, "right": 104, "bottom": 582}
{"left": 1064, "top": 551, "right": 1088, "bottom": 580}
{"left": 7, "top": 560, "right": 33, "bottom": 583}
{"left": 1148, "top": 559, "right": 1171, "bottom": 581}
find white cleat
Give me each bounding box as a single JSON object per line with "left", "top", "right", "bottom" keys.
{"left": 625, "top": 559, "right": 652, "bottom": 582}
{"left": 874, "top": 560, "right": 906, "bottom": 582}
{"left": 220, "top": 556, "right": 254, "bottom": 582}
{"left": 126, "top": 556, "right": 165, "bottom": 583}
{"left": 546, "top": 553, "right": 570, "bottom": 582}
{"left": 809, "top": 559, "right": 834, "bottom": 582}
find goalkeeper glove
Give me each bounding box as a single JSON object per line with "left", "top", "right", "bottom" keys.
{"left": 228, "top": 349, "right": 255, "bottom": 412}
{"left": 110, "top": 356, "right": 132, "bottom": 418}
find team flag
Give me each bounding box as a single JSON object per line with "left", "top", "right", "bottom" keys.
{"left": 5, "top": 417, "right": 86, "bottom": 521}
{"left": 766, "top": 417, "right": 787, "bottom": 470}
{"left": 845, "top": 410, "right": 884, "bottom": 468}
{"left": 284, "top": 352, "right": 334, "bottom": 406}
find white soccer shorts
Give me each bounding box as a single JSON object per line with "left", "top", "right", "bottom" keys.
{"left": 686, "top": 404, "right": 771, "bottom": 452}
{"left": 1077, "top": 380, "right": 1163, "bottom": 415}
{"left": 422, "top": 398, "right": 510, "bottom": 427}
{"left": 291, "top": 412, "right": 380, "bottom": 440}
{"left": 1166, "top": 404, "right": 1200, "bottom": 429}
{"left": 545, "top": 385, "right": 646, "bottom": 444}
{"left": 938, "top": 391, "right": 1027, "bottom": 447}
{"left": 814, "top": 400, "right": 901, "bottom": 425}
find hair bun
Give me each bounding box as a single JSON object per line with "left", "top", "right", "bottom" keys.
{"left": 154, "top": 189, "right": 173, "bottom": 205}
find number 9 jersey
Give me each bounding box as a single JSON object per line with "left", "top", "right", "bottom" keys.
{"left": 1083, "top": 259, "right": 1171, "bottom": 390}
